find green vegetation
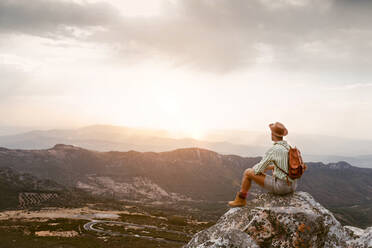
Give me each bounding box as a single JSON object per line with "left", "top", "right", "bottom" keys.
{"left": 330, "top": 203, "right": 372, "bottom": 229}
{"left": 0, "top": 199, "right": 215, "bottom": 248}
{"left": 0, "top": 184, "right": 19, "bottom": 209}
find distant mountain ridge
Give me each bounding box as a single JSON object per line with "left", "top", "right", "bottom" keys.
{"left": 2, "top": 125, "right": 372, "bottom": 169}
{"left": 303, "top": 153, "right": 372, "bottom": 169}
{"left": 0, "top": 125, "right": 268, "bottom": 157}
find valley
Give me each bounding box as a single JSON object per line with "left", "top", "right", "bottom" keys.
{"left": 0, "top": 200, "right": 214, "bottom": 248}
{"left": 0, "top": 144, "right": 372, "bottom": 247}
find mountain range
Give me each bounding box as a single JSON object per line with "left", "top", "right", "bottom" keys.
{"left": 1, "top": 125, "right": 372, "bottom": 168}
{"left": 0, "top": 144, "right": 371, "bottom": 228}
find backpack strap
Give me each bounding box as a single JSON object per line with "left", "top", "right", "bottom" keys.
{"left": 272, "top": 160, "right": 289, "bottom": 176}
{"left": 272, "top": 146, "right": 291, "bottom": 186}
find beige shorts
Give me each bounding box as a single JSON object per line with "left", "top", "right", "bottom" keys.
{"left": 263, "top": 175, "right": 297, "bottom": 195}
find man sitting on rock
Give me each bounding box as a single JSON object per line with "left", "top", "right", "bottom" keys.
{"left": 228, "top": 122, "right": 297, "bottom": 207}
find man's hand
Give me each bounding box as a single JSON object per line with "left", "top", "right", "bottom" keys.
{"left": 264, "top": 164, "right": 274, "bottom": 173}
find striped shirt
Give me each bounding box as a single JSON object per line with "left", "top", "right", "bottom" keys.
{"left": 252, "top": 140, "right": 294, "bottom": 183}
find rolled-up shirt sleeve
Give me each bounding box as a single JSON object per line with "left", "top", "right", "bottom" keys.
{"left": 253, "top": 149, "right": 274, "bottom": 175}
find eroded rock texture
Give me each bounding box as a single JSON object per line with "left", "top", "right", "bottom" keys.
{"left": 184, "top": 192, "right": 372, "bottom": 248}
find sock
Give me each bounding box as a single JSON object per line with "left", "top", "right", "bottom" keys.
{"left": 239, "top": 191, "right": 248, "bottom": 199}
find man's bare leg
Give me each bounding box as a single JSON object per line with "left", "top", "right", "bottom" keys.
{"left": 240, "top": 168, "right": 266, "bottom": 193}
{"left": 228, "top": 168, "right": 266, "bottom": 207}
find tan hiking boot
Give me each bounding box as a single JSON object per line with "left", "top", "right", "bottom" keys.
{"left": 228, "top": 192, "right": 247, "bottom": 207}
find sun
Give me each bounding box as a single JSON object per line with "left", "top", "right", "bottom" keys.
{"left": 185, "top": 126, "right": 205, "bottom": 140}
{"left": 165, "top": 124, "right": 206, "bottom": 140}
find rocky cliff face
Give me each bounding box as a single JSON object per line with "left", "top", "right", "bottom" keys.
{"left": 184, "top": 192, "right": 371, "bottom": 248}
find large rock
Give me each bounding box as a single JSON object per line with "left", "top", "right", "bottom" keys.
{"left": 184, "top": 192, "right": 371, "bottom": 248}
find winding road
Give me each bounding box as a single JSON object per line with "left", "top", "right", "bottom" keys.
{"left": 83, "top": 220, "right": 191, "bottom": 244}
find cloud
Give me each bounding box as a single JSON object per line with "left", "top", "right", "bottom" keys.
{"left": 1, "top": 0, "right": 372, "bottom": 74}
{"left": 91, "top": 0, "right": 372, "bottom": 74}
{"left": 0, "top": 0, "right": 119, "bottom": 38}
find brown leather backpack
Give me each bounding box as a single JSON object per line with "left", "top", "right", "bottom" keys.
{"left": 274, "top": 143, "right": 307, "bottom": 182}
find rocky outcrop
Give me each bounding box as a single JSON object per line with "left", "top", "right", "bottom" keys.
{"left": 345, "top": 226, "right": 372, "bottom": 248}
{"left": 184, "top": 192, "right": 372, "bottom": 248}
{"left": 76, "top": 176, "right": 192, "bottom": 202}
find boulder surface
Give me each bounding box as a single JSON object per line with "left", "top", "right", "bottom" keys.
{"left": 184, "top": 191, "right": 372, "bottom": 248}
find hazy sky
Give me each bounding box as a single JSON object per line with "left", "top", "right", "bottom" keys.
{"left": 1, "top": 0, "right": 372, "bottom": 140}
